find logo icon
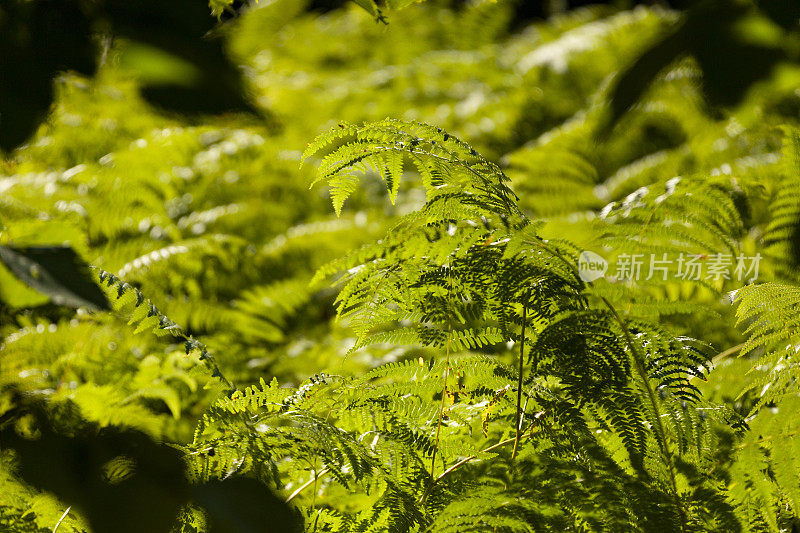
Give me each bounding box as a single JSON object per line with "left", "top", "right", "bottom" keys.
{"left": 578, "top": 251, "right": 607, "bottom": 282}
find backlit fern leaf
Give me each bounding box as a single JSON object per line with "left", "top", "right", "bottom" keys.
{"left": 303, "top": 119, "right": 519, "bottom": 215}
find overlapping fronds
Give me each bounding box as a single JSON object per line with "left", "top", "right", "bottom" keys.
{"left": 4, "top": 2, "right": 800, "bottom": 530}
{"left": 295, "top": 118, "right": 750, "bottom": 530}
{"left": 597, "top": 175, "right": 742, "bottom": 273}
{"left": 733, "top": 282, "right": 800, "bottom": 408}
{"left": 763, "top": 126, "right": 800, "bottom": 280}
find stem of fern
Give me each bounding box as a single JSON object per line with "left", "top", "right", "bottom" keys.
{"left": 712, "top": 342, "right": 743, "bottom": 365}
{"left": 600, "top": 296, "right": 687, "bottom": 533}
{"left": 512, "top": 289, "right": 529, "bottom": 460}
{"left": 52, "top": 506, "right": 71, "bottom": 532}
{"left": 429, "top": 266, "right": 454, "bottom": 485}
{"left": 420, "top": 425, "right": 534, "bottom": 503}
{"left": 285, "top": 467, "right": 330, "bottom": 503}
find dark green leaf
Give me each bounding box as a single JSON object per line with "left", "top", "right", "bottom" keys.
{"left": 0, "top": 245, "right": 109, "bottom": 311}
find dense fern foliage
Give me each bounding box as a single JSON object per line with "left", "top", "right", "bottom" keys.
{"left": 4, "top": 0, "right": 800, "bottom": 531}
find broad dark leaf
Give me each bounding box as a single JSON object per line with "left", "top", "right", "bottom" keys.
{"left": 1, "top": 420, "right": 189, "bottom": 533}
{"left": 0, "top": 245, "right": 109, "bottom": 310}
{"left": 687, "top": 1, "right": 785, "bottom": 107}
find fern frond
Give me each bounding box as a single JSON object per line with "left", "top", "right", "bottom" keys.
{"left": 304, "top": 119, "right": 519, "bottom": 216}
{"left": 96, "top": 268, "right": 234, "bottom": 391}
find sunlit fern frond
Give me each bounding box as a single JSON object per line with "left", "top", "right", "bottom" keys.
{"left": 303, "top": 119, "right": 519, "bottom": 216}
